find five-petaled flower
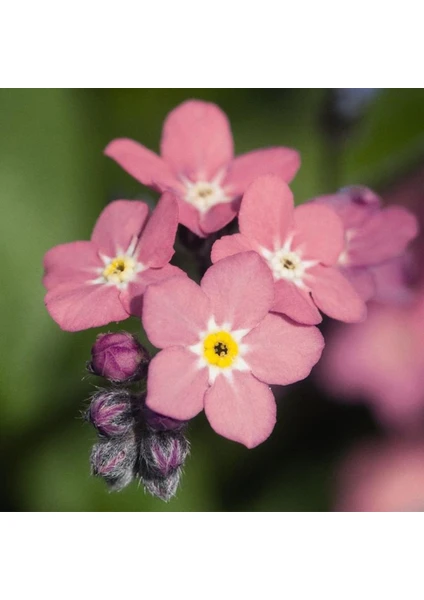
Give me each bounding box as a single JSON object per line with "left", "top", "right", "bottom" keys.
{"left": 142, "top": 252, "right": 324, "bottom": 448}
{"left": 43, "top": 193, "right": 183, "bottom": 331}
{"left": 104, "top": 100, "right": 300, "bottom": 238}
{"left": 212, "top": 175, "right": 367, "bottom": 325}
{"left": 313, "top": 186, "right": 419, "bottom": 300}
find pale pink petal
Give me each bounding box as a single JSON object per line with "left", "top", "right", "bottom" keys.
{"left": 211, "top": 233, "right": 254, "bottom": 263}
{"left": 308, "top": 265, "right": 367, "bottom": 323}
{"left": 91, "top": 200, "right": 149, "bottom": 257}
{"left": 43, "top": 241, "right": 101, "bottom": 290}
{"left": 142, "top": 276, "right": 211, "bottom": 348}
{"left": 224, "top": 147, "right": 300, "bottom": 196}
{"left": 292, "top": 203, "right": 345, "bottom": 265}
{"left": 45, "top": 283, "right": 127, "bottom": 332}
{"left": 348, "top": 206, "right": 419, "bottom": 266}
{"left": 314, "top": 187, "right": 381, "bottom": 229}
{"left": 238, "top": 175, "right": 294, "bottom": 251}
{"left": 176, "top": 198, "right": 206, "bottom": 238}
{"left": 272, "top": 279, "right": 322, "bottom": 325}
{"left": 160, "top": 100, "right": 233, "bottom": 180}
{"left": 341, "top": 266, "right": 376, "bottom": 302}
{"left": 243, "top": 313, "right": 324, "bottom": 385}
{"left": 119, "top": 264, "right": 187, "bottom": 317}
{"left": 146, "top": 347, "right": 208, "bottom": 420}
{"left": 200, "top": 252, "right": 274, "bottom": 330}
{"left": 104, "top": 138, "right": 179, "bottom": 191}
{"left": 136, "top": 193, "right": 178, "bottom": 267}
{"left": 199, "top": 201, "right": 238, "bottom": 235}
{"left": 204, "top": 371, "right": 276, "bottom": 448}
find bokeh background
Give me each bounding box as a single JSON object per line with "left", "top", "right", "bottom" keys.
{"left": 2, "top": 88, "right": 424, "bottom": 512}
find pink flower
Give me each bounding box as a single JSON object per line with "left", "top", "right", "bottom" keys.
{"left": 212, "top": 175, "right": 366, "bottom": 325}
{"left": 335, "top": 439, "right": 424, "bottom": 512}
{"left": 317, "top": 294, "right": 424, "bottom": 430}
{"left": 43, "top": 193, "right": 183, "bottom": 332}
{"left": 314, "top": 186, "right": 419, "bottom": 301}
{"left": 105, "top": 100, "right": 300, "bottom": 238}
{"left": 142, "top": 252, "right": 324, "bottom": 448}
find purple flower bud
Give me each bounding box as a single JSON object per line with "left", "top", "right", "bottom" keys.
{"left": 140, "top": 429, "right": 190, "bottom": 479}
{"left": 143, "top": 407, "right": 187, "bottom": 432}
{"left": 88, "top": 332, "right": 150, "bottom": 383}
{"left": 339, "top": 185, "right": 381, "bottom": 207}
{"left": 87, "top": 389, "right": 134, "bottom": 438}
{"left": 90, "top": 435, "right": 137, "bottom": 491}
{"left": 143, "top": 469, "right": 182, "bottom": 502}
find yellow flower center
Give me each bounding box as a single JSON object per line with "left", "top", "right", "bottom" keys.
{"left": 103, "top": 256, "right": 136, "bottom": 284}
{"left": 203, "top": 330, "right": 239, "bottom": 368}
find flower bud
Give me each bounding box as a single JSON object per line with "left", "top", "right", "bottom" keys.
{"left": 143, "top": 407, "right": 187, "bottom": 432}
{"left": 88, "top": 332, "right": 150, "bottom": 383}
{"left": 90, "top": 435, "right": 137, "bottom": 491}
{"left": 143, "top": 469, "right": 182, "bottom": 502}
{"left": 140, "top": 429, "right": 190, "bottom": 479}
{"left": 87, "top": 389, "right": 134, "bottom": 438}
{"left": 339, "top": 185, "right": 381, "bottom": 208}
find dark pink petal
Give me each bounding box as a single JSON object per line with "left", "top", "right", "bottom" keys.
{"left": 292, "top": 203, "right": 345, "bottom": 265}
{"left": 348, "top": 206, "right": 419, "bottom": 266}
{"left": 119, "top": 264, "right": 186, "bottom": 317}
{"left": 238, "top": 175, "right": 294, "bottom": 251}
{"left": 309, "top": 265, "right": 367, "bottom": 323}
{"left": 142, "top": 276, "right": 211, "bottom": 348}
{"left": 91, "top": 200, "right": 149, "bottom": 257}
{"left": 160, "top": 100, "right": 233, "bottom": 180}
{"left": 136, "top": 193, "right": 178, "bottom": 268}
{"left": 146, "top": 347, "right": 208, "bottom": 420}
{"left": 341, "top": 266, "right": 376, "bottom": 302}
{"left": 224, "top": 147, "right": 300, "bottom": 196}
{"left": 104, "top": 138, "right": 179, "bottom": 191}
{"left": 199, "top": 201, "right": 239, "bottom": 235}
{"left": 43, "top": 241, "right": 101, "bottom": 290}
{"left": 204, "top": 371, "right": 276, "bottom": 448}
{"left": 200, "top": 252, "right": 274, "bottom": 330}
{"left": 211, "top": 233, "right": 254, "bottom": 263}
{"left": 272, "top": 279, "right": 322, "bottom": 325}
{"left": 45, "top": 283, "right": 127, "bottom": 332}
{"left": 243, "top": 313, "right": 324, "bottom": 385}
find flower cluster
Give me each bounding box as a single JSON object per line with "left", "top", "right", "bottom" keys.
{"left": 43, "top": 99, "right": 419, "bottom": 501}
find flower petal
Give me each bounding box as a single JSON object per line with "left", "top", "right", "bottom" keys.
{"left": 176, "top": 198, "right": 206, "bottom": 238}
{"left": 136, "top": 192, "right": 178, "bottom": 268}
{"left": 200, "top": 252, "right": 274, "bottom": 330}
{"left": 272, "top": 279, "right": 322, "bottom": 325}
{"left": 104, "top": 138, "right": 178, "bottom": 191}
{"left": 341, "top": 266, "right": 376, "bottom": 302}
{"left": 199, "top": 201, "right": 238, "bottom": 235}
{"left": 292, "top": 203, "right": 345, "bottom": 264}
{"left": 308, "top": 265, "right": 367, "bottom": 323}
{"left": 347, "top": 206, "right": 419, "bottom": 266}
{"left": 211, "top": 233, "right": 254, "bottom": 263}
{"left": 43, "top": 241, "right": 101, "bottom": 290}
{"left": 224, "top": 147, "right": 300, "bottom": 196}
{"left": 238, "top": 175, "right": 294, "bottom": 251}
{"left": 45, "top": 283, "right": 127, "bottom": 332}
{"left": 91, "top": 200, "right": 149, "bottom": 257}
{"left": 142, "top": 276, "right": 211, "bottom": 348}
{"left": 146, "top": 347, "right": 208, "bottom": 420}
{"left": 243, "top": 313, "right": 324, "bottom": 385}
{"left": 160, "top": 100, "right": 233, "bottom": 180}
{"left": 119, "top": 264, "right": 186, "bottom": 317}
{"left": 204, "top": 371, "right": 276, "bottom": 448}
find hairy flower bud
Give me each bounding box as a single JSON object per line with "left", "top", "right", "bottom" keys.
{"left": 143, "top": 469, "right": 182, "bottom": 502}
{"left": 143, "top": 407, "right": 187, "bottom": 432}
{"left": 88, "top": 331, "right": 150, "bottom": 383}
{"left": 90, "top": 435, "right": 137, "bottom": 491}
{"left": 140, "top": 429, "right": 190, "bottom": 479}
{"left": 87, "top": 389, "right": 134, "bottom": 438}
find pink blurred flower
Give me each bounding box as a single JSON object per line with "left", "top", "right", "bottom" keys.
{"left": 142, "top": 252, "right": 324, "bottom": 448}
{"left": 212, "top": 175, "right": 366, "bottom": 325}
{"left": 335, "top": 439, "right": 424, "bottom": 512}
{"left": 317, "top": 294, "right": 424, "bottom": 430}
{"left": 105, "top": 100, "right": 300, "bottom": 238}
{"left": 314, "top": 186, "right": 418, "bottom": 300}
{"left": 44, "top": 194, "right": 183, "bottom": 332}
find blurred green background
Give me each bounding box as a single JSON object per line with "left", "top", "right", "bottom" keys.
{"left": 1, "top": 88, "right": 424, "bottom": 511}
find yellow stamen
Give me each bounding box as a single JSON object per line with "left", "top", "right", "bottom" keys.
{"left": 103, "top": 256, "right": 134, "bottom": 284}
{"left": 203, "top": 330, "right": 238, "bottom": 368}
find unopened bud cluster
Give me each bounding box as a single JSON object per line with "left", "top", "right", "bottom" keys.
{"left": 86, "top": 331, "right": 190, "bottom": 501}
